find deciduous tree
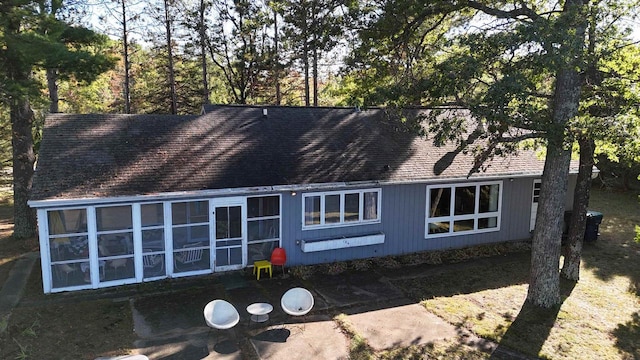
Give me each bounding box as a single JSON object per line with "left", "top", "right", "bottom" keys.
{"left": 341, "top": 0, "right": 640, "bottom": 307}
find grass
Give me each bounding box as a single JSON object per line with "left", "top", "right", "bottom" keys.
{"left": 392, "top": 187, "right": 640, "bottom": 359}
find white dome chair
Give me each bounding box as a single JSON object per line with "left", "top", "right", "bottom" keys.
{"left": 281, "top": 287, "right": 314, "bottom": 323}
{"left": 203, "top": 299, "right": 240, "bottom": 343}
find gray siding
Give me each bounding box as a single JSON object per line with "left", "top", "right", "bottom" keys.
{"left": 280, "top": 176, "right": 577, "bottom": 266}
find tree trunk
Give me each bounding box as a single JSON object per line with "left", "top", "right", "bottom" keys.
{"left": 302, "top": 5, "right": 310, "bottom": 107}
{"left": 46, "top": 68, "right": 59, "bottom": 113}
{"left": 200, "top": 0, "right": 209, "bottom": 105}
{"left": 11, "top": 98, "right": 37, "bottom": 239}
{"left": 311, "top": 2, "right": 318, "bottom": 107}
{"left": 528, "top": 141, "right": 572, "bottom": 307}
{"left": 312, "top": 43, "right": 318, "bottom": 106}
{"left": 274, "top": 8, "right": 281, "bottom": 105}
{"left": 526, "top": 0, "right": 588, "bottom": 308}
{"left": 561, "top": 137, "right": 595, "bottom": 281}
{"left": 164, "top": 0, "right": 177, "bottom": 114}
{"left": 122, "top": 0, "right": 131, "bottom": 114}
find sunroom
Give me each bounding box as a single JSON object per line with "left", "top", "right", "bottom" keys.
{"left": 38, "top": 194, "right": 281, "bottom": 293}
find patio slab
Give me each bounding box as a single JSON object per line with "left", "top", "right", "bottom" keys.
{"left": 346, "top": 301, "right": 459, "bottom": 351}
{"left": 134, "top": 332, "right": 241, "bottom": 360}
{"left": 313, "top": 272, "right": 404, "bottom": 308}
{"left": 249, "top": 315, "right": 349, "bottom": 360}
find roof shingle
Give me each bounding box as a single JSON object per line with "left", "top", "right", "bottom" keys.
{"left": 30, "top": 105, "right": 550, "bottom": 201}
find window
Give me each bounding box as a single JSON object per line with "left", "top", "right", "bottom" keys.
{"left": 425, "top": 181, "right": 502, "bottom": 237}
{"left": 172, "top": 201, "right": 210, "bottom": 273}
{"left": 96, "top": 205, "right": 134, "bottom": 282}
{"left": 141, "top": 203, "right": 166, "bottom": 279}
{"left": 48, "top": 209, "right": 89, "bottom": 289}
{"left": 247, "top": 195, "right": 281, "bottom": 262}
{"left": 302, "top": 189, "right": 381, "bottom": 229}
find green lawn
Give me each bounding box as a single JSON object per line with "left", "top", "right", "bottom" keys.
{"left": 395, "top": 187, "right": 640, "bottom": 359}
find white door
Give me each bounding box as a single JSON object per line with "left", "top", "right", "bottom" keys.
{"left": 530, "top": 179, "right": 542, "bottom": 231}
{"left": 211, "top": 198, "right": 246, "bottom": 271}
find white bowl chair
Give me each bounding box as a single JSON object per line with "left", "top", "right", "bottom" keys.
{"left": 281, "top": 287, "right": 314, "bottom": 325}
{"left": 203, "top": 299, "right": 240, "bottom": 343}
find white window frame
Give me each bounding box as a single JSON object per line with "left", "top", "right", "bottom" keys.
{"left": 95, "top": 204, "right": 136, "bottom": 286}
{"left": 246, "top": 194, "right": 282, "bottom": 246}
{"left": 302, "top": 188, "right": 382, "bottom": 230}
{"left": 425, "top": 181, "right": 502, "bottom": 238}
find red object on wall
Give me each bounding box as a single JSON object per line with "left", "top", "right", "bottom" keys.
{"left": 271, "top": 247, "right": 287, "bottom": 275}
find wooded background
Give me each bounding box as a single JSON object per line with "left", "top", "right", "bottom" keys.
{"left": 1, "top": 0, "right": 639, "bottom": 307}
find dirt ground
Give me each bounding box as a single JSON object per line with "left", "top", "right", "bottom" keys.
{"left": 0, "top": 197, "right": 136, "bottom": 359}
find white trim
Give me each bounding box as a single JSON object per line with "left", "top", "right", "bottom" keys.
{"left": 28, "top": 170, "right": 574, "bottom": 209}
{"left": 211, "top": 197, "right": 247, "bottom": 272}
{"left": 425, "top": 180, "right": 503, "bottom": 239}
{"left": 132, "top": 203, "right": 143, "bottom": 282}
{"left": 302, "top": 188, "right": 382, "bottom": 230}
{"left": 37, "top": 208, "right": 51, "bottom": 293}
{"left": 301, "top": 233, "right": 385, "bottom": 252}
{"left": 87, "top": 207, "right": 98, "bottom": 285}
{"left": 530, "top": 179, "right": 542, "bottom": 231}
{"left": 246, "top": 194, "right": 282, "bottom": 248}
{"left": 164, "top": 202, "right": 173, "bottom": 275}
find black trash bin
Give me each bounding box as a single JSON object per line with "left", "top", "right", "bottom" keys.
{"left": 584, "top": 211, "right": 603, "bottom": 242}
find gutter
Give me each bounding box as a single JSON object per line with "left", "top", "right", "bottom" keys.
{"left": 28, "top": 169, "right": 583, "bottom": 209}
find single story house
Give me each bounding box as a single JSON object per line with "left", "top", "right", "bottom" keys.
{"left": 29, "top": 105, "right": 577, "bottom": 293}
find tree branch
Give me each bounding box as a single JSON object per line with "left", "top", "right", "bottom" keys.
{"left": 464, "top": 0, "right": 544, "bottom": 22}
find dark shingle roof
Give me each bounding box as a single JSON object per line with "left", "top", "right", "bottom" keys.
{"left": 30, "top": 105, "right": 550, "bottom": 201}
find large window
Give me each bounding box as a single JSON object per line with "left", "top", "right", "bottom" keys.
{"left": 141, "top": 203, "right": 166, "bottom": 279}
{"left": 97, "top": 205, "right": 134, "bottom": 283}
{"left": 426, "top": 181, "right": 502, "bottom": 237}
{"left": 172, "top": 201, "right": 210, "bottom": 273}
{"left": 47, "top": 209, "right": 88, "bottom": 288}
{"left": 303, "top": 189, "right": 381, "bottom": 229}
{"left": 247, "top": 195, "right": 280, "bottom": 262}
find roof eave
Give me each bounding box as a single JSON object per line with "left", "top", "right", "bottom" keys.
{"left": 27, "top": 169, "right": 564, "bottom": 209}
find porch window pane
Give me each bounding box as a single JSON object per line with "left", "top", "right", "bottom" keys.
{"left": 174, "top": 246, "right": 209, "bottom": 272}
{"left": 248, "top": 240, "right": 278, "bottom": 262}
{"left": 429, "top": 188, "right": 451, "bottom": 217}
{"left": 454, "top": 186, "right": 475, "bottom": 215}
{"left": 97, "top": 206, "right": 132, "bottom": 231}
{"left": 248, "top": 196, "right": 279, "bottom": 218}
{"left": 172, "top": 201, "right": 208, "bottom": 225}
{"left": 216, "top": 248, "right": 230, "bottom": 266}
{"left": 344, "top": 193, "right": 359, "bottom": 222}
{"left": 143, "top": 253, "right": 165, "bottom": 278}
{"left": 248, "top": 219, "right": 279, "bottom": 241}
{"left": 364, "top": 191, "right": 378, "bottom": 220}
{"left": 141, "top": 203, "right": 164, "bottom": 227}
{"left": 51, "top": 263, "right": 86, "bottom": 288}
{"left": 304, "top": 196, "right": 321, "bottom": 225}
{"left": 48, "top": 209, "right": 87, "bottom": 235}
{"left": 229, "top": 206, "right": 242, "bottom": 238}
{"left": 325, "top": 194, "right": 340, "bottom": 224}
{"left": 142, "top": 229, "right": 164, "bottom": 250}
{"left": 174, "top": 225, "right": 209, "bottom": 248}
{"left": 50, "top": 235, "right": 89, "bottom": 262}
{"left": 98, "top": 233, "right": 133, "bottom": 256}
{"left": 215, "top": 207, "right": 228, "bottom": 239}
